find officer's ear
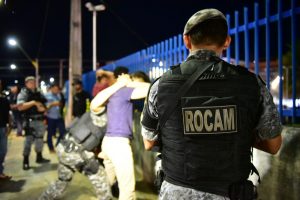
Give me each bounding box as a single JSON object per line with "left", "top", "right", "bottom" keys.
{"left": 183, "top": 35, "right": 192, "bottom": 50}
{"left": 223, "top": 35, "right": 231, "bottom": 50}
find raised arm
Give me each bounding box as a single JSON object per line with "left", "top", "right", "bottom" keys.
{"left": 127, "top": 81, "right": 150, "bottom": 100}
{"left": 90, "top": 74, "right": 131, "bottom": 113}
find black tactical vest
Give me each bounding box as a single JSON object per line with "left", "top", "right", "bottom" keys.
{"left": 70, "top": 111, "right": 106, "bottom": 151}
{"left": 22, "top": 88, "right": 47, "bottom": 117}
{"left": 157, "top": 56, "right": 261, "bottom": 196}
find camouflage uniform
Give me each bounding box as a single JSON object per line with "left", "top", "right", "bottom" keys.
{"left": 39, "top": 111, "right": 112, "bottom": 200}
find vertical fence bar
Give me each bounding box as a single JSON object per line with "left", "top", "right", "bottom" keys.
{"left": 235, "top": 11, "right": 240, "bottom": 65}
{"left": 244, "top": 7, "right": 250, "bottom": 70}
{"left": 146, "top": 47, "right": 150, "bottom": 72}
{"left": 266, "top": 0, "right": 271, "bottom": 89}
{"left": 291, "top": 0, "right": 296, "bottom": 123}
{"left": 278, "top": 0, "right": 283, "bottom": 119}
{"left": 141, "top": 49, "right": 146, "bottom": 73}
{"left": 169, "top": 38, "right": 173, "bottom": 66}
{"left": 154, "top": 44, "right": 158, "bottom": 78}
{"left": 254, "top": 3, "right": 260, "bottom": 74}
{"left": 178, "top": 34, "right": 183, "bottom": 63}
{"left": 165, "top": 40, "right": 169, "bottom": 69}
{"left": 157, "top": 42, "right": 161, "bottom": 71}
{"left": 226, "top": 14, "right": 231, "bottom": 63}
{"left": 182, "top": 37, "right": 187, "bottom": 61}
{"left": 161, "top": 41, "right": 165, "bottom": 70}
{"left": 173, "top": 36, "right": 178, "bottom": 65}
{"left": 150, "top": 46, "right": 154, "bottom": 79}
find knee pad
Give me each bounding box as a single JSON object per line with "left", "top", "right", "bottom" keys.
{"left": 82, "top": 158, "right": 100, "bottom": 176}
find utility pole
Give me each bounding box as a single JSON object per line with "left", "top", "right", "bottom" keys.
{"left": 59, "top": 59, "right": 64, "bottom": 88}
{"left": 66, "top": 0, "right": 82, "bottom": 126}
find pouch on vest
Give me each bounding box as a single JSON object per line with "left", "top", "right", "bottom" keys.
{"left": 72, "top": 123, "right": 92, "bottom": 144}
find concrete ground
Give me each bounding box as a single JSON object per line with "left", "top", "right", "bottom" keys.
{"left": 0, "top": 133, "right": 158, "bottom": 200}
{"left": 1, "top": 126, "right": 300, "bottom": 200}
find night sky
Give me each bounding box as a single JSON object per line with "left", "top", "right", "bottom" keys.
{"left": 0, "top": 0, "right": 298, "bottom": 87}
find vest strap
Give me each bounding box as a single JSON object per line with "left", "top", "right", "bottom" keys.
{"left": 157, "top": 59, "right": 219, "bottom": 132}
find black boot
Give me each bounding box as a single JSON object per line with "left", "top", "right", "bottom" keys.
{"left": 36, "top": 152, "right": 50, "bottom": 163}
{"left": 23, "top": 155, "right": 30, "bottom": 170}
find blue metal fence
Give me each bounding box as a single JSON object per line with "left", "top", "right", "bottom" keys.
{"left": 82, "top": 0, "right": 299, "bottom": 122}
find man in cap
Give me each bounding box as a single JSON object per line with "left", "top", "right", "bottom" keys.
{"left": 141, "top": 8, "right": 282, "bottom": 199}
{"left": 17, "top": 76, "right": 50, "bottom": 170}
{"left": 72, "top": 79, "right": 91, "bottom": 118}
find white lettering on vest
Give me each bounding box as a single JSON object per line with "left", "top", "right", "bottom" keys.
{"left": 204, "top": 110, "right": 213, "bottom": 132}
{"left": 182, "top": 105, "right": 237, "bottom": 134}
{"left": 185, "top": 110, "right": 194, "bottom": 132}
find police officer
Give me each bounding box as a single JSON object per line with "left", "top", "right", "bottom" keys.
{"left": 141, "top": 9, "right": 282, "bottom": 199}
{"left": 17, "top": 76, "right": 50, "bottom": 170}
{"left": 39, "top": 109, "right": 112, "bottom": 200}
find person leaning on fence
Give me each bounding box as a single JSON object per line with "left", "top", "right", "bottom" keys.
{"left": 140, "top": 8, "right": 282, "bottom": 200}
{"left": 92, "top": 70, "right": 115, "bottom": 97}
{"left": 90, "top": 67, "right": 150, "bottom": 200}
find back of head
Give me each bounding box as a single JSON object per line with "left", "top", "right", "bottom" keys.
{"left": 131, "top": 71, "right": 150, "bottom": 83}
{"left": 184, "top": 8, "right": 228, "bottom": 47}
{"left": 97, "top": 74, "right": 109, "bottom": 82}
{"left": 113, "top": 66, "right": 129, "bottom": 78}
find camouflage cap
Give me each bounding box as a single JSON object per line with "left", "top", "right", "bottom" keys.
{"left": 183, "top": 8, "right": 227, "bottom": 35}
{"left": 25, "top": 76, "right": 35, "bottom": 82}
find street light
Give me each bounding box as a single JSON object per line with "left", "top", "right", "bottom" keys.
{"left": 7, "top": 37, "right": 39, "bottom": 86}
{"left": 85, "top": 2, "right": 106, "bottom": 71}
{"left": 10, "top": 64, "right": 17, "bottom": 70}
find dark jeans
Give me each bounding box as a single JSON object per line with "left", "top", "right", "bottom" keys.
{"left": 47, "top": 117, "right": 66, "bottom": 150}
{"left": 0, "top": 127, "right": 8, "bottom": 174}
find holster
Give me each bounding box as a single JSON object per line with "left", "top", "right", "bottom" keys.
{"left": 154, "top": 155, "right": 165, "bottom": 192}
{"left": 154, "top": 169, "right": 165, "bottom": 192}
{"left": 228, "top": 180, "right": 258, "bottom": 200}
{"left": 24, "top": 120, "right": 34, "bottom": 136}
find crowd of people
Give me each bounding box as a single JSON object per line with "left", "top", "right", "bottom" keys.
{"left": 0, "top": 8, "right": 283, "bottom": 200}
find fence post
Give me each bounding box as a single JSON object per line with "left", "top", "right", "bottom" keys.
{"left": 226, "top": 14, "right": 231, "bottom": 63}
{"left": 266, "top": 0, "right": 271, "bottom": 89}
{"left": 254, "top": 3, "right": 260, "bottom": 75}
{"left": 178, "top": 34, "right": 183, "bottom": 63}
{"left": 235, "top": 11, "right": 240, "bottom": 65}
{"left": 291, "top": 0, "right": 297, "bottom": 123}
{"left": 244, "top": 7, "right": 250, "bottom": 70}
{"left": 278, "top": 0, "right": 283, "bottom": 119}
{"left": 174, "top": 36, "right": 178, "bottom": 65}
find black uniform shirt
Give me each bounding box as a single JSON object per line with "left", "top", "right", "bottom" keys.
{"left": 73, "top": 90, "right": 91, "bottom": 117}
{"left": 0, "top": 94, "right": 10, "bottom": 127}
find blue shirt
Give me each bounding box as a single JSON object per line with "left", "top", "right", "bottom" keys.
{"left": 45, "top": 92, "right": 62, "bottom": 119}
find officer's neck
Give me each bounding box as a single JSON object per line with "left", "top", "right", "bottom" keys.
{"left": 190, "top": 44, "right": 223, "bottom": 57}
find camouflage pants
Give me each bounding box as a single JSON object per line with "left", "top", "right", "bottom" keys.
{"left": 39, "top": 141, "right": 112, "bottom": 200}
{"left": 23, "top": 120, "right": 46, "bottom": 156}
